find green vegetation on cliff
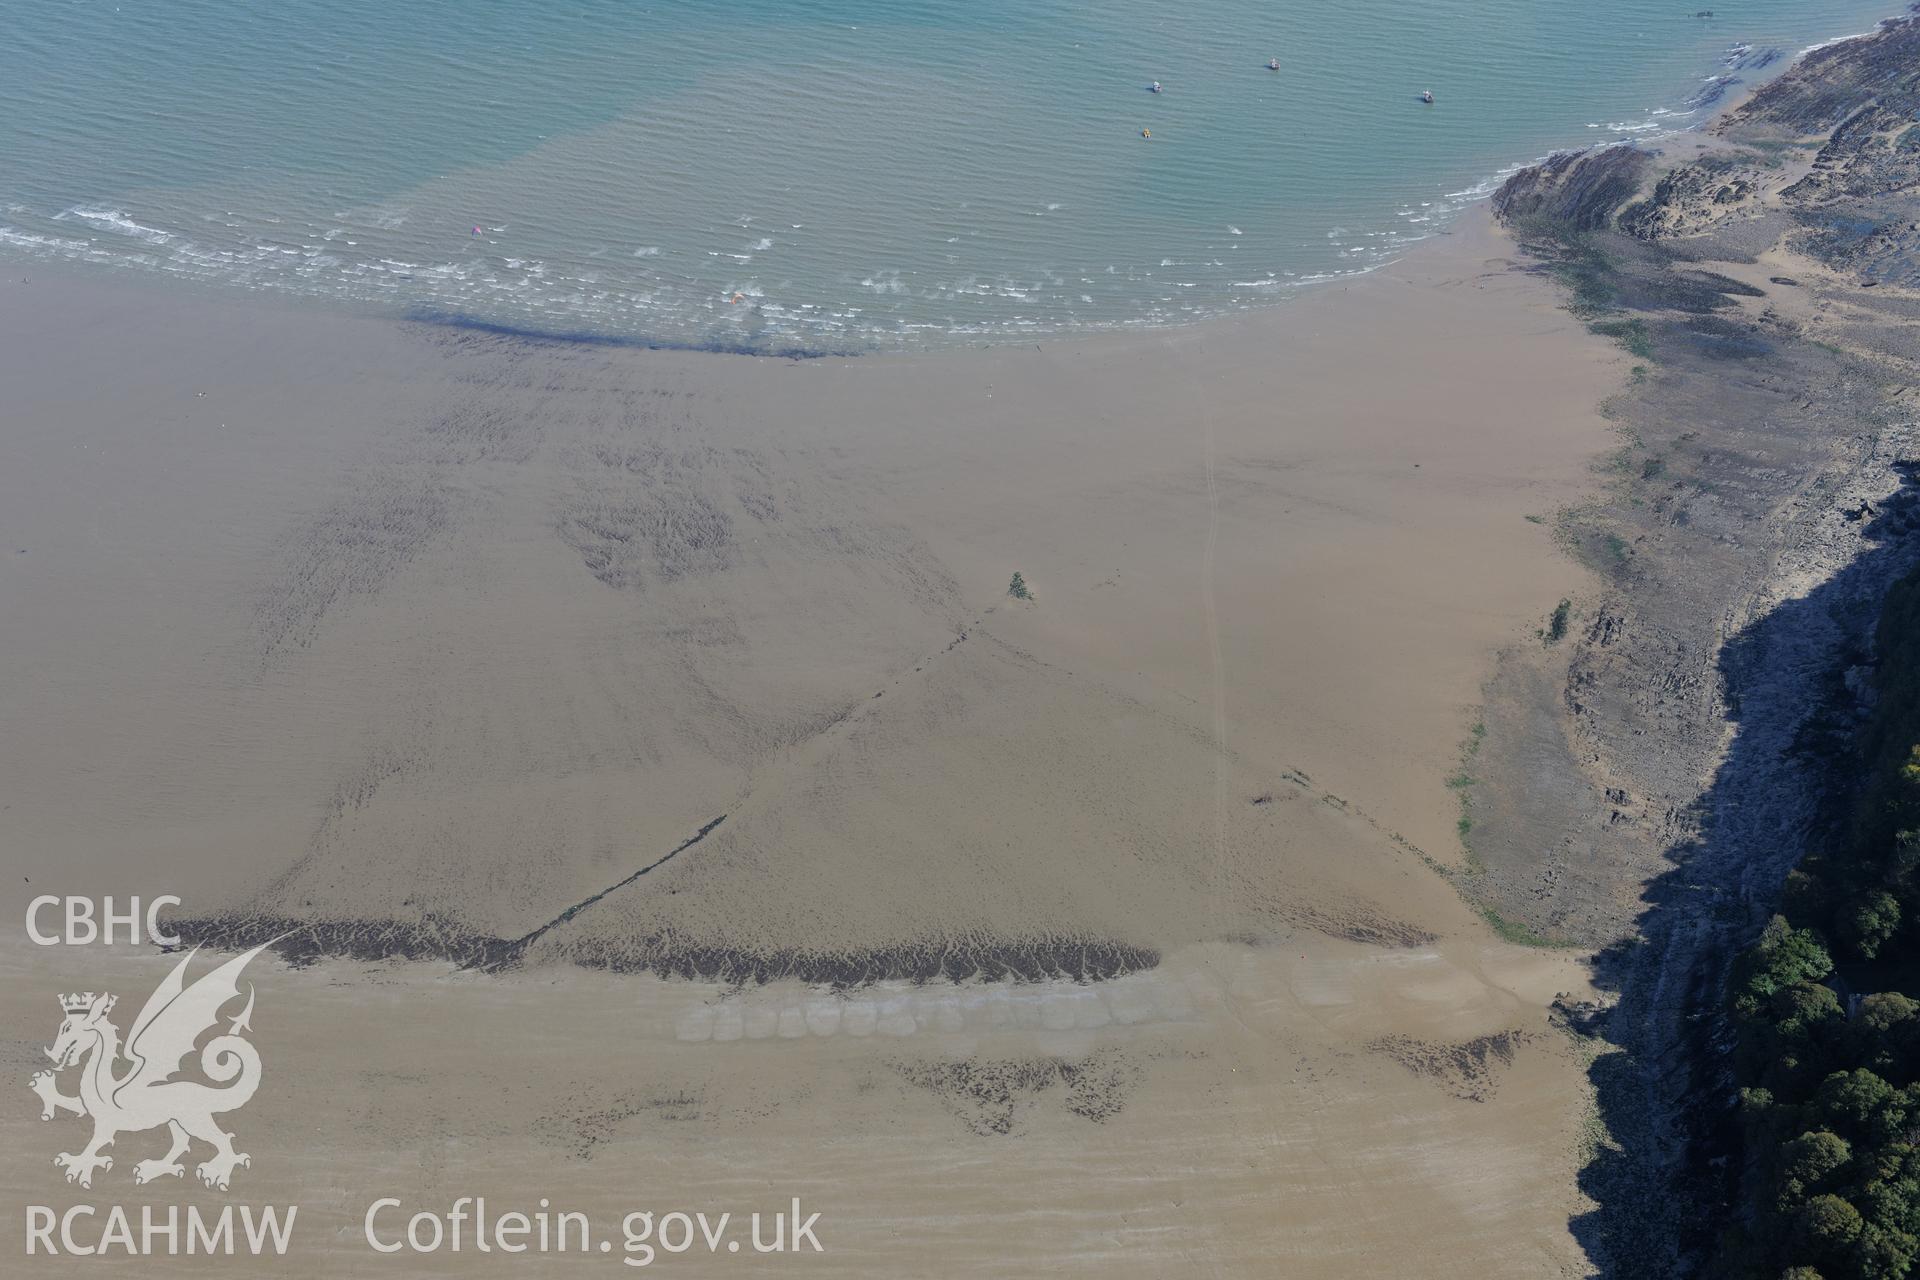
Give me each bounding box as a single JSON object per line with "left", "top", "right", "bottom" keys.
{"left": 1719, "top": 568, "right": 1920, "bottom": 1278}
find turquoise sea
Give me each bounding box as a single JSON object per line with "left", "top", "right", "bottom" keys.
{"left": 0, "top": 1, "right": 1904, "bottom": 351}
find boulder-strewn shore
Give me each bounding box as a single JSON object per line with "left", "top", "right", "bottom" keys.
{"left": 1476, "top": 16, "right": 1920, "bottom": 1275}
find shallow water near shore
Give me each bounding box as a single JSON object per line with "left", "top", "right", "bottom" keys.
{"left": 0, "top": 0, "right": 1904, "bottom": 349}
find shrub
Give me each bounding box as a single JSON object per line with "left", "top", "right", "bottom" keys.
{"left": 1734, "top": 917, "right": 1834, "bottom": 1016}
{"left": 1842, "top": 889, "right": 1903, "bottom": 961}
{"left": 1793, "top": 1194, "right": 1863, "bottom": 1260}
{"left": 1546, "top": 599, "right": 1572, "bottom": 644}
{"left": 1849, "top": 994, "right": 1919, "bottom": 1083}
{"left": 1758, "top": 984, "right": 1845, "bottom": 1083}
{"left": 1775, "top": 1131, "right": 1853, "bottom": 1210}
{"left": 1812, "top": 1070, "right": 1896, "bottom": 1137}
{"left": 1855, "top": 1221, "right": 1920, "bottom": 1280}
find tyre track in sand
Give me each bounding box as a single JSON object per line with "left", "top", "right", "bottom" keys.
{"left": 1171, "top": 338, "right": 1232, "bottom": 919}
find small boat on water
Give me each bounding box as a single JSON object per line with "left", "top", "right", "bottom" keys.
{"left": 1268, "top": 58, "right": 1280, "bottom": 71}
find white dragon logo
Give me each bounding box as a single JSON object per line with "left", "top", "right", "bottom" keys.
{"left": 28, "top": 942, "right": 272, "bottom": 1191}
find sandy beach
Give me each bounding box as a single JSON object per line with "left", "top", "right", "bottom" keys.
{"left": 0, "top": 210, "right": 1616, "bottom": 959}
{"left": 8, "top": 3, "right": 1920, "bottom": 1270}
{"left": 0, "top": 203, "right": 1626, "bottom": 1275}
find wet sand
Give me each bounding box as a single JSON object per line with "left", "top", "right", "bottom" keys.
{"left": 1, "top": 934, "right": 1594, "bottom": 1276}
{"left": 1, "top": 208, "right": 1619, "bottom": 1274}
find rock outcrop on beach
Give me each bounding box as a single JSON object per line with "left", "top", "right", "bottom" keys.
{"left": 1483, "top": 17, "right": 1920, "bottom": 1277}
{"left": 1489, "top": 144, "right": 1654, "bottom": 232}
{"left": 1511, "top": 16, "right": 1920, "bottom": 270}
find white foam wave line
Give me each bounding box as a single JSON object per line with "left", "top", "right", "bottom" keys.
{"left": 0, "top": 227, "right": 94, "bottom": 253}
{"left": 53, "top": 206, "right": 174, "bottom": 244}
{"left": 1798, "top": 22, "right": 1893, "bottom": 57}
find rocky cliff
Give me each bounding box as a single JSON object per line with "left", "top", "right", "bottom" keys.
{"left": 1476, "top": 17, "right": 1920, "bottom": 1277}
